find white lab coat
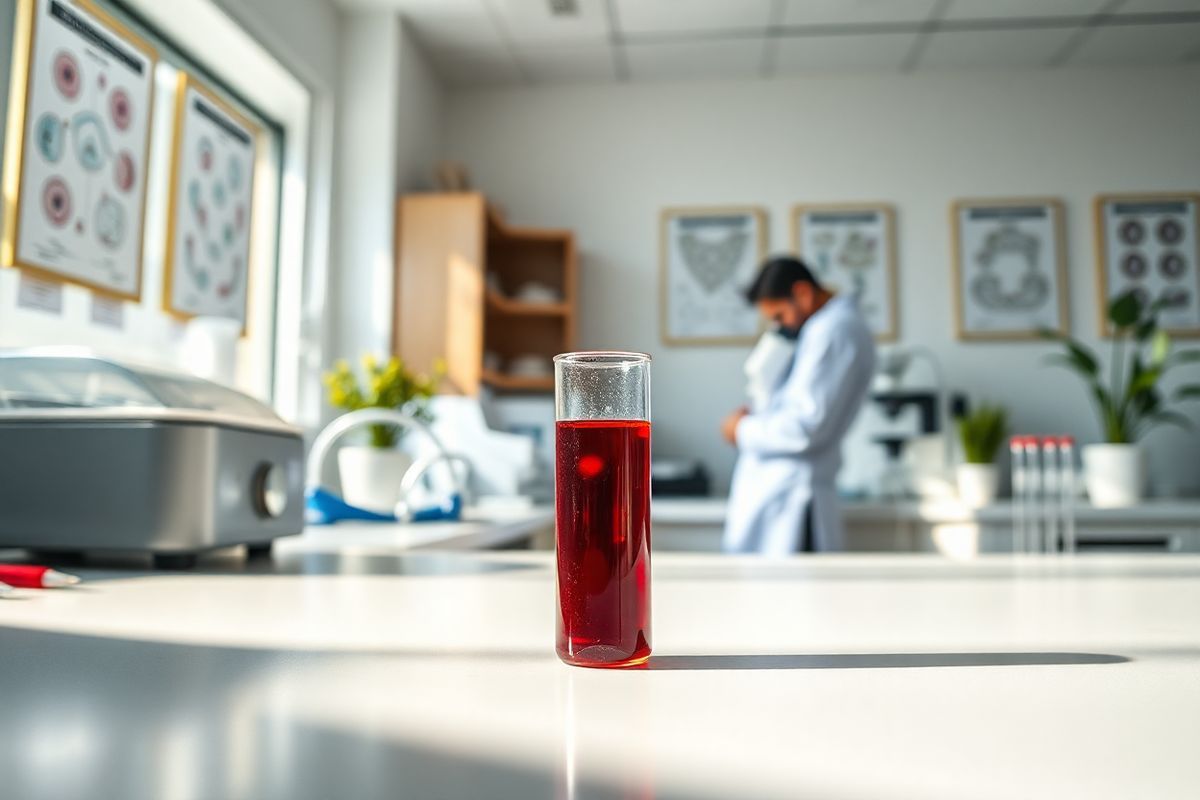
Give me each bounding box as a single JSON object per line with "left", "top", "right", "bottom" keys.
{"left": 723, "top": 295, "right": 876, "bottom": 555}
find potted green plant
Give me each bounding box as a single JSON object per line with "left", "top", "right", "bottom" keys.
{"left": 955, "top": 403, "right": 1008, "bottom": 508}
{"left": 1042, "top": 291, "right": 1200, "bottom": 507}
{"left": 323, "top": 354, "right": 442, "bottom": 512}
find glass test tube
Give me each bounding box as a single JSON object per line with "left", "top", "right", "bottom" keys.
{"left": 1060, "top": 436, "right": 1077, "bottom": 554}
{"left": 1023, "top": 437, "right": 1042, "bottom": 554}
{"left": 554, "top": 352, "right": 652, "bottom": 668}
{"left": 1010, "top": 436, "right": 1026, "bottom": 554}
{"left": 1042, "top": 437, "right": 1059, "bottom": 554}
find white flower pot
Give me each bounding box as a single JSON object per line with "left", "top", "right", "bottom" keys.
{"left": 956, "top": 463, "right": 999, "bottom": 508}
{"left": 1082, "top": 443, "right": 1145, "bottom": 508}
{"left": 337, "top": 445, "right": 413, "bottom": 514}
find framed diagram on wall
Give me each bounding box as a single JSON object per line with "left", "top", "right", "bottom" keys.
{"left": 660, "top": 206, "right": 766, "bottom": 345}
{"left": 950, "top": 197, "right": 1069, "bottom": 341}
{"left": 163, "top": 71, "right": 259, "bottom": 329}
{"left": 792, "top": 203, "right": 898, "bottom": 342}
{"left": 1, "top": 0, "right": 156, "bottom": 299}
{"left": 1094, "top": 193, "right": 1200, "bottom": 337}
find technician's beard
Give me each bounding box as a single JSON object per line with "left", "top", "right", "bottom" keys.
{"left": 776, "top": 324, "right": 802, "bottom": 340}
{"left": 775, "top": 312, "right": 808, "bottom": 340}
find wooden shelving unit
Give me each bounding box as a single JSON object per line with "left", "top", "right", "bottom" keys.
{"left": 479, "top": 368, "right": 554, "bottom": 392}
{"left": 393, "top": 192, "right": 576, "bottom": 394}
{"left": 485, "top": 288, "right": 570, "bottom": 317}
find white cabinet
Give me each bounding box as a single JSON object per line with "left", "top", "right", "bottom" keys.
{"left": 650, "top": 498, "right": 1200, "bottom": 555}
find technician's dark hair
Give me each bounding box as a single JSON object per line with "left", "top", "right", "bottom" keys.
{"left": 742, "top": 255, "right": 824, "bottom": 304}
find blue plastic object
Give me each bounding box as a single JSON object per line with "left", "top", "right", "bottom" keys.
{"left": 409, "top": 492, "right": 463, "bottom": 523}
{"left": 304, "top": 487, "right": 394, "bottom": 525}
{"left": 304, "top": 486, "right": 463, "bottom": 526}
{"left": 304, "top": 408, "right": 466, "bottom": 527}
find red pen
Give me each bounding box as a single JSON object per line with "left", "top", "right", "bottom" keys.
{"left": 0, "top": 565, "right": 81, "bottom": 588}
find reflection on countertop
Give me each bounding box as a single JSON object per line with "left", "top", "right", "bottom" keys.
{"left": 2, "top": 553, "right": 1200, "bottom": 799}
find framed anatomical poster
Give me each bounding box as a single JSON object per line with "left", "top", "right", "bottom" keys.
{"left": 1094, "top": 193, "right": 1200, "bottom": 337}
{"left": 950, "top": 198, "right": 1069, "bottom": 341}
{"left": 163, "top": 72, "right": 259, "bottom": 329}
{"left": 660, "top": 206, "right": 766, "bottom": 345}
{"left": 1, "top": 0, "right": 156, "bottom": 299}
{"left": 792, "top": 203, "right": 898, "bottom": 342}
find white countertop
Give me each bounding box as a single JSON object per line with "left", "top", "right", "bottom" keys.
{"left": 653, "top": 495, "right": 1200, "bottom": 525}
{"left": 287, "top": 504, "right": 553, "bottom": 552}
{"left": 2, "top": 551, "right": 1199, "bottom": 799}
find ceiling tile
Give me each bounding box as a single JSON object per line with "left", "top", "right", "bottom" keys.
{"left": 394, "top": 0, "right": 498, "bottom": 49}
{"left": 428, "top": 42, "right": 524, "bottom": 89}
{"left": 1112, "top": 0, "right": 1200, "bottom": 13}
{"left": 520, "top": 44, "right": 617, "bottom": 84}
{"left": 774, "top": 32, "right": 917, "bottom": 72}
{"left": 625, "top": 39, "right": 766, "bottom": 81}
{"left": 918, "top": 27, "right": 1079, "bottom": 68}
{"left": 941, "top": 0, "right": 1108, "bottom": 20}
{"left": 1068, "top": 20, "right": 1200, "bottom": 64}
{"left": 616, "top": 0, "right": 773, "bottom": 35}
{"left": 489, "top": 0, "right": 609, "bottom": 45}
{"left": 782, "top": 0, "right": 937, "bottom": 27}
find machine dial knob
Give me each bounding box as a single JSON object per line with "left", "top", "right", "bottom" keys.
{"left": 253, "top": 463, "right": 288, "bottom": 518}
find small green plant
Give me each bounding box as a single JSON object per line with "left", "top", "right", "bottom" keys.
{"left": 323, "top": 354, "right": 443, "bottom": 448}
{"left": 1042, "top": 291, "right": 1200, "bottom": 444}
{"left": 957, "top": 404, "right": 1009, "bottom": 464}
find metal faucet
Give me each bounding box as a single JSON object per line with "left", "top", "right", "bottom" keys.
{"left": 305, "top": 407, "right": 467, "bottom": 523}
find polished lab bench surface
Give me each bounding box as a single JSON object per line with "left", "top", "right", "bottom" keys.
{"left": 288, "top": 504, "right": 554, "bottom": 552}
{"left": 2, "top": 549, "right": 1200, "bottom": 800}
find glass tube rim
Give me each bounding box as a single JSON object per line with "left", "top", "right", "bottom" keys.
{"left": 553, "top": 351, "right": 652, "bottom": 369}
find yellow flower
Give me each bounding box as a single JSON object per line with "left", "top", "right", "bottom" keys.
{"left": 325, "top": 351, "right": 445, "bottom": 415}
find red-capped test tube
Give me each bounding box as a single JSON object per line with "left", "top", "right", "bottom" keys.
{"left": 1059, "top": 436, "right": 1077, "bottom": 554}
{"left": 1041, "top": 437, "right": 1060, "bottom": 553}
{"left": 1010, "top": 436, "right": 1027, "bottom": 553}
{"left": 1023, "top": 436, "right": 1043, "bottom": 553}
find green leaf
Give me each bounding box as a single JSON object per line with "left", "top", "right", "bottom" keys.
{"left": 1135, "top": 316, "right": 1157, "bottom": 342}
{"left": 1143, "top": 410, "right": 1194, "bottom": 433}
{"left": 1131, "top": 388, "right": 1162, "bottom": 416}
{"left": 1108, "top": 291, "right": 1141, "bottom": 329}
{"left": 1053, "top": 340, "right": 1099, "bottom": 376}
{"left": 956, "top": 404, "right": 1009, "bottom": 464}
{"left": 1175, "top": 385, "right": 1200, "bottom": 401}
{"left": 1091, "top": 383, "right": 1114, "bottom": 413}
{"left": 1128, "top": 367, "right": 1161, "bottom": 398}
{"left": 1150, "top": 330, "right": 1171, "bottom": 367}
{"left": 1092, "top": 384, "right": 1130, "bottom": 443}
{"left": 1169, "top": 350, "right": 1200, "bottom": 366}
{"left": 1043, "top": 354, "right": 1097, "bottom": 379}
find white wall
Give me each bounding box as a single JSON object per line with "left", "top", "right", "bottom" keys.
{"left": 211, "top": 0, "right": 341, "bottom": 426}
{"left": 394, "top": 20, "right": 444, "bottom": 195}
{"left": 332, "top": 11, "right": 401, "bottom": 365}
{"left": 227, "top": 0, "right": 340, "bottom": 89}
{"left": 445, "top": 67, "right": 1200, "bottom": 496}
{"left": 330, "top": 12, "right": 443, "bottom": 365}
{"left": 0, "top": 0, "right": 338, "bottom": 419}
